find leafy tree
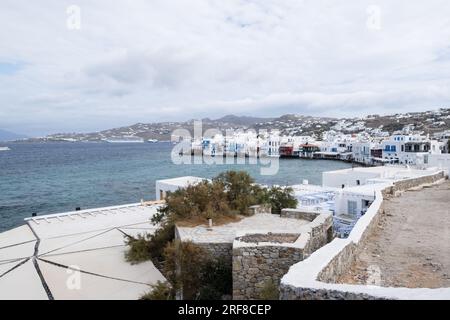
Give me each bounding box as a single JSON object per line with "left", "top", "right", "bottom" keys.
{"left": 213, "top": 171, "right": 260, "bottom": 214}
{"left": 267, "top": 186, "right": 298, "bottom": 214}
{"left": 153, "top": 180, "right": 231, "bottom": 224}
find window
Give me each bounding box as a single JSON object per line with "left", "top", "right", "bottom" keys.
{"left": 348, "top": 200, "right": 357, "bottom": 216}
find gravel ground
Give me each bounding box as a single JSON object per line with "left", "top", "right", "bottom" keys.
{"left": 236, "top": 233, "right": 300, "bottom": 244}
{"left": 338, "top": 180, "right": 450, "bottom": 288}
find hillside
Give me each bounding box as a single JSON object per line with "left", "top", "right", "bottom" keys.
{"left": 0, "top": 129, "right": 27, "bottom": 142}
{"left": 23, "top": 107, "right": 450, "bottom": 142}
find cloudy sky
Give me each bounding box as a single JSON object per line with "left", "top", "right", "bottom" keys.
{"left": 1, "top": 0, "right": 450, "bottom": 136}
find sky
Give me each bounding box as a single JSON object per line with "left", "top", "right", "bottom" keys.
{"left": 0, "top": 0, "right": 450, "bottom": 136}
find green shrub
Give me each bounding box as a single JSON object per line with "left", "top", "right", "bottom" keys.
{"left": 267, "top": 186, "right": 298, "bottom": 214}
{"left": 163, "top": 240, "right": 210, "bottom": 299}
{"left": 213, "top": 171, "right": 261, "bottom": 214}
{"left": 199, "top": 257, "right": 232, "bottom": 300}
{"left": 153, "top": 180, "right": 232, "bottom": 224}
{"left": 140, "top": 281, "right": 173, "bottom": 300}
{"left": 125, "top": 223, "right": 175, "bottom": 265}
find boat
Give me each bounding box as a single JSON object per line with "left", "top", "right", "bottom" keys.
{"left": 147, "top": 139, "right": 158, "bottom": 143}
{"left": 0, "top": 146, "right": 10, "bottom": 151}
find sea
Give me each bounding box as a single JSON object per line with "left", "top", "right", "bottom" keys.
{"left": 0, "top": 142, "right": 352, "bottom": 232}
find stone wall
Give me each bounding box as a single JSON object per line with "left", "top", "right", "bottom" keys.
{"left": 280, "top": 286, "right": 384, "bottom": 300}
{"left": 197, "top": 242, "right": 233, "bottom": 264}
{"left": 248, "top": 204, "right": 272, "bottom": 215}
{"left": 233, "top": 243, "right": 303, "bottom": 300}
{"left": 279, "top": 170, "right": 446, "bottom": 300}
{"left": 307, "top": 214, "right": 334, "bottom": 253}
{"left": 280, "top": 208, "right": 319, "bottom": 222}
{"left": 232, "top": 213, "right": 333, "bottom": 300}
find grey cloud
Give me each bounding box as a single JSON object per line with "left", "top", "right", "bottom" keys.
{"left": 1, "top": 0, "right": 450, "bottom": 135}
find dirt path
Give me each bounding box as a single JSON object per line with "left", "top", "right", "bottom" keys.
{"left": 338, "top": 180, "right": 450, "bottom": 288}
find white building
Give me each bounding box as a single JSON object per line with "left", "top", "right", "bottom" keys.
{"left": 381, "top": 134, "right": 441, "bottom": 165}
{"left": 155, "top": 176, "right": 205, "bottom": 200}
{"left": 351, "top": 141, "right": 375, "bottom": 165}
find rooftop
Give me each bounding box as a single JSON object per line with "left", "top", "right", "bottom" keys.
{"left": 156, "top": 176, "right": 206, "bottom": 187}
{"left": 0, "top": 203, "right": 165, "bottom": 300}
{"left": 176, "top": 213, "right": 311, "bottom": 244}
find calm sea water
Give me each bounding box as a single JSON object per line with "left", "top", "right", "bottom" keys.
{"left": 0, "top": 142, "right": 351, "bottom": 232}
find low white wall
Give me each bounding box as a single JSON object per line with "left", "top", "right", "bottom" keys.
{"left": 322, "top": 170, "right": 380, "bottom": 188}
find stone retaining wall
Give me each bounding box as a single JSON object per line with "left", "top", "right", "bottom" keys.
{"left": 280, "top": 208, "right": 319, "bottom": 222}
{"left": 248, "top": 204, "right": 272, "bottom": 215}
{"left": 233, "top": 213, "right": 333, "bottom": 299}
{"left": 197, "top": 242, "right": 233, "bottom": 264}
{"left": 233, "top": 244, "right": 303, "bottom": 299}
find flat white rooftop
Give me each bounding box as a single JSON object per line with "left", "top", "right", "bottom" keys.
{"left": 177, "top": 213, "right": 311, "bottom": 244}
{"left": 156, "top": 176, "right": 206, "bottom": 187}
{"left": 0, "top": 203, "right": 165, "bottom": 300}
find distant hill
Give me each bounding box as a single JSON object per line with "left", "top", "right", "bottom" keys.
{"left": 212, "top": 115, "right": 274, "bottom": 126}
{"left": 23, "top": 108, "right": 450, "bottom": 142}
{"left": 0, "top": 129, "right": 27, "bottom": 142}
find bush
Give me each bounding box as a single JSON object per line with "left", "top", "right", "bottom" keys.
{"left": 154, "top": 180, "right": 232, "bottom": 224}
{"left": 125, "top": 223, "right": 175, "bottom": 265}
{"left": 214, "top": 171, "right": 261, "bottom": 214}
{"left": 199, "top": 257, "right": 232, "bottom": 300}
{"left": 267, "top": 186, "right": 298, "bottom": 214}
{"left": 140, "top": 281, "right": 173, "bottom": 300}
{"left": 259, "top": 279, "right": 279, "bottom": 300}
{"left": 163, "top": 240, "right": 210, "bottom": 299}
{"left": 161, "top": 241, "right": 233, "bottom": 300}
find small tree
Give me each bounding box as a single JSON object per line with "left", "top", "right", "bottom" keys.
{"left": 152, "top": 180, "right": 231, "bottom": 224}
{"left": 214, "top": 171, "right": 260, "bottom": 214}
{"left": 267, "top": 186, "right": 298, "bottom": 214}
